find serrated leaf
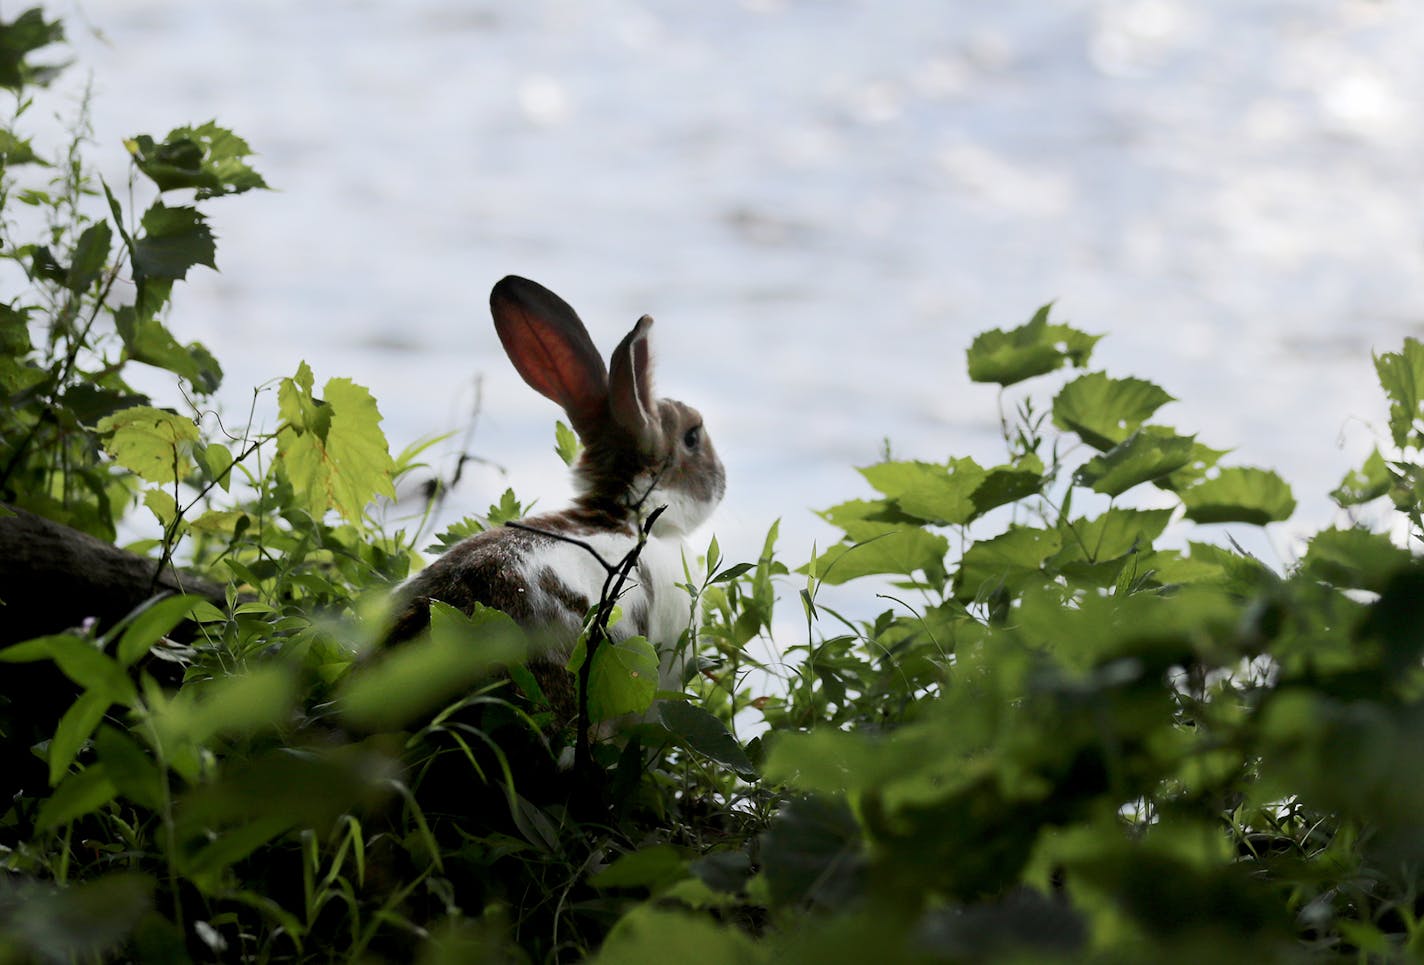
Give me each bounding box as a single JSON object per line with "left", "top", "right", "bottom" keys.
{"left": 588, "top": 636, "right": 658, "bottom": 721}
{"left": 97, "top": 405, "right": 198, "bottom": 484}
{"left": 802, "top": 528, "right": 949, "bottom": 586}
{"left": 1332, "top": 448, "right": 1392, "bottom": 507}
{"left": 554, "top": 420, "right": 582, "bottom": 466}
{"left": 1076, "top": 427, "right": 1196, "bottom": 497}
{"left": 0, "top": 9, "right": 65, "bottom": 90}
{"left": 1056, "top": 508, "right": 1174, "bottom": 566}
{"left": 956, "top": 526, "right": 1062, "bottom": 601}
{"left": 1052, "top": 373, "right": 1175, "bottom": 451}
{"left": 132, "top": 203, "right": 215, "bottom": 281}
{"left": 486, "top": 487, "right": 528, "bottom": 526}
{"left": 969, "top": 459, "right": 1045, "bottom": 516}
{"left": 817, "top": 499, "right": 922, "bottom": 541}
{"left": 126, "top": 122, "right": 269, "bottom": 198}
{"left": 659, "top": 700, "right": 759, "bottom": 778}
{"left": 0, "top": 129, "right": 44, "bottom": 165}
{"left": 1158, "top": 440, "right": 1232, "bottom": 492}
{"left": 277, "top": 365, "right": 396, "bottom": 522}
{"left": 1180, "top": 468, "right": 1295, "bottom": 525}
{"left": 1298, "top": 528, "right": 1412, "bottom": 593}
{"left": 966, "top": 305, "right": 1101, "bottom": 386}
{"left": 1374, "top": 338, "right": 1424, "bottom": 449}
{"left": 860, "top": 458, "right": 987, "bottom": 525}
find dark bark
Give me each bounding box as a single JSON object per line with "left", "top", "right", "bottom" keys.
{"left": 0, "top": 503, "right": 227, "bottom": 802}
{"left": 0, "top": 502, "right": 226, "bottom": 647}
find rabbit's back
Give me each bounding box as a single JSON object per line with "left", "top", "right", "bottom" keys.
{"left": 389, "top": 517, "right": 689, "bottom": 659}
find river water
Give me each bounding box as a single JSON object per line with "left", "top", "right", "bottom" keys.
{"left": 33, "top": 0, "right": 1424, "bottom": 593}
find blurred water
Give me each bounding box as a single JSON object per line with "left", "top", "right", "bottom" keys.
{"left": 36, "top": 0, "right": 1424, "bottom": 582}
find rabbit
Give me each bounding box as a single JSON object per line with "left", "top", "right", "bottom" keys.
{"left": 384, "top": 275, "right": 726, "bottom": 719}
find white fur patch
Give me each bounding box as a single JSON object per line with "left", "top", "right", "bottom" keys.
{"left": 634, "top": 474, "right": 719, "bottom": 535}
{"left": 511, "top": 528, "right": 694, "bottom": 690}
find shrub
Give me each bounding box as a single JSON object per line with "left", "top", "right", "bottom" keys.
{"left": 5, "top": 9, "right": 1424, "bottom": 963}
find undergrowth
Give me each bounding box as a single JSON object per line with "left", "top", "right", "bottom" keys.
{"left": 5, "top": 10, "right": 1424, "bottom": 964}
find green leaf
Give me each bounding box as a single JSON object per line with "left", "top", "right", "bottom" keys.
{"left": 49, "top": 690, "right": 112, "bottom": 785}
{"left": 179, "top": 816, "right": 293, "bottom": 888}
{"left": 803, "top": 528, "right": 949, "bottom": 586}
{"left": 1179, "top": 468, "right": 1295, "bottom": 525}
{"left": 36, "top": 763, "right": 118, "bottom": 830}
{"left": 1332, "top": 448, "right": 1392, "bottom": 507}
{"left": 1157, "top": 440, "right": 1232, "bottom": 492}
{"left": 0, "top": 9, "right": 65, "bottom": 90}
{"left": 659, "top": 700, "right": 759, "bottom": 779}
{"left": 0, "top": 635, "right": 135, "bottom": 707}
{"left": 201, "top": 442, "right": 235, "bottom": 491}
{"left": 93, "top": 725, "right": 164, "bottom": 810}
{"left": 152, "top": 666, "right": 299, "bottom": 750}
{"left": 1298, "top": 528, "right": 1413, "bottom": 593}
{"left": 340, "top": 603, "right": 528, "bottom": 731}
{"left": 588, "top": 636, "right": 659, "bottom": 721}
{"left": 817, "top": 499, "right": 922, "bottom": 541}
{"left": 1052, "top": 373, "right": 1175, "bottom": 451}
{"left": 554, "top": 420, "right": 582, "bottom": 466}
{"left": 1374, "top": 338, "right": 1424, "bottom": 449}
{"left": 970, "top": 459, "right": 1046, "bottom": 516}
{"left": 143, "top": 488, "right": 177, "bottom": 529}
{"left": 1076, "top": 427, "right": 1196, "bottom": 497}
{"left": 278, "top": 365, "right": 397, "bottom": 522}
{"left": 126, "top": 122, "right": 269, "bottom": 198}
{"left": 594, "top": 907, "right": 761, "bottom": 965}
{"left": 66, "top": 221, "right": 112, "bottom": 293}
{"left": 114, "top": 594, "right": 206, "bottom": 667}
{"left": 115, "top": 306, "right": 223, "bottom": 394}
{"left": 711, "top": 562, "right": 755, "bottom": 584}
{"left": 485, "top": 487, "right": 528, "bottom": 526}
{"left": 966, "top": 305, "right": 1101, "bottom": 386}
{"left": 956, "top": 526, "right": 1063, "bottom": 601}
{"left": 97, "top": 405, "right": 199, "bottom": 484}
{"left": 860, "top": 458, "right": 986, "bottom": 525}
{"left": 590, "top": 845, "right": 689, "bottom": 892}
{"left": 132, "top": 203, "right": 216, "bottom": 281}
{"left": 0, "top": 129, "right": 44, "bottom": 166}
{"left": 760, "top": 795, "right": 866, "bottom": 909}
{"left": 1056, "top": 508, "right": 1174, "bottom": 566}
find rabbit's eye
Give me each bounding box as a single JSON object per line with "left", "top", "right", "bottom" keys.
{"left": 683, "top": 425, "right": 702, "bottom": 450}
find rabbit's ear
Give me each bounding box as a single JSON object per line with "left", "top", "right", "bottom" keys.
{"left": 490, "top": 276, "right": 609, "bottom": 438}
{"left": 609, "top": 315, "right": 659, "bottom": 451}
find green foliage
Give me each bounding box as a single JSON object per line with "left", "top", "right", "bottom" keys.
{"left": 8, "top": 12, "right": 1424, "bottom": 965}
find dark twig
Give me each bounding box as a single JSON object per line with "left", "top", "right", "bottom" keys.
{"left": 506, "top": 504, "right": 668, "bottom": 779}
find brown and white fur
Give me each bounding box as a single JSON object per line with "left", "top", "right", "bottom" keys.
{"left": 385, "top": 276, "right": 725, "bottom": 711}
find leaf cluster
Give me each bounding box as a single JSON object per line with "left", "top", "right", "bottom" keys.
{"left": 8, "top": 14, "right": 1424, "bottom": 965}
